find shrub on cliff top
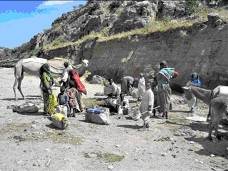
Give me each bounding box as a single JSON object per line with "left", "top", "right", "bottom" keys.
{"left": 186, "top": 0, "right": 199, "bottom": 14}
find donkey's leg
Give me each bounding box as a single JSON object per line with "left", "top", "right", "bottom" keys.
{"left": 18, "top": 77, "right": 25, "bottom": 99}
{"left": 208, "top": 121, "right": 214, "bottom": 141}
{"left": 214, "top": 122, "right": 222, "bottom": 140}
{"left": 215, "top": 111, "right": 224, "bottom": 140}
{"left": 13, "top": 78, "right": 18, "bottom": 101}
{"left": 207, "top": 104, "right": 211, "bottom": 122}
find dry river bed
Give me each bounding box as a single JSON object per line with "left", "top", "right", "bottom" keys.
{"left": 0, "top": 68, "right": 227, "bottom": 171}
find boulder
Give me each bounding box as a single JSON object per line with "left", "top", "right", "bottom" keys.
{"left": 110, "top": 1, "right": 157, "bottom": 34}
{"left": 207, "top": 13, "right": 225, "bottom": 27}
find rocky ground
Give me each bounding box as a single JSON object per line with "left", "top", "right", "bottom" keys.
{"left": 0, "top": 67, "right": 227, "bottom": 171}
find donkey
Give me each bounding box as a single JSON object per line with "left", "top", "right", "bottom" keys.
{"left": 183, "top": 83, "right": 228, "bottom": 119}
{"left": 13, "top": 57, "right": 89, "bottom": 100}
{"left": 208, "top": 96, "right": 228, "bottom": 140}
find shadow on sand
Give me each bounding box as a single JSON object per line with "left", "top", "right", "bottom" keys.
{"left": 117, "top": 124, "right": 142, "bottom": 129}
{"left": 16, "top": 111, "right": 45, "bottom": 116}
{"left": 185, "top": 136, "right": 228, "bottom": 159}
{"left": 1, "top": 95, "right": 41, "bottom": 101}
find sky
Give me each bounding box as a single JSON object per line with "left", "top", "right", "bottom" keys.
{"left": 0, "top": 0, "right": 86, "bottom": 48}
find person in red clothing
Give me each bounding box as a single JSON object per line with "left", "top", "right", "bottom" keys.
{"left": 68, "top": 69, "right": 87, "bottom": 112}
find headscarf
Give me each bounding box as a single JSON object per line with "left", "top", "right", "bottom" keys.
{"left": 40, "top": 63, "right": 53, "bottom": 80}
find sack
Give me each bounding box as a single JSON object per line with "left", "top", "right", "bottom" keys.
{"left": 213, "top": 86, "right": 228, "bottom": 97}
{"left": 48, "top": 94, "right": 58, "bottom": 115}
{"left": 104, "top": 86, "right": 113, "bottom": 96}
{"left": 85, "top": 108, "right": 111, "bottom": 125}
{"left": 12, "top": 102, "right": 39, "bottom": 113}
{"left": 131, "top": 107, "right": 141, "bottom": 121}
{"left": 91, "top": 75, "right": 105, "bottom": 84}
{"left": 51, "top": 113, "right": 68, "bottom": 129}
{"left": 56, "top": 105, "right": 68, "bottom": 117}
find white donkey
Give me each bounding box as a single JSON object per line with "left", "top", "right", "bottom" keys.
{"left": 13, "top": 56, "right": 89, "bottom": 100}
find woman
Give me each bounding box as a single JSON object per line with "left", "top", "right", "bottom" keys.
{"left": 156, "top": 61, "right": 178, "bottom": 119}
{"left": 68, "top": 69, "right": 87, "bottom": 112}
{"left": 40, "top": 63, "right": 54, "bottom": 114}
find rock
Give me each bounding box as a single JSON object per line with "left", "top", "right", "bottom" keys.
{"left": 45, "top": 159, "right": 51, "bottom": 167}
{"left": 207, "top": 13, "right": 225, "bottom": 27}
{"left": 16, "top": 160, "right": 24, "bottom": 165}
{"left": 90, "top": 75, "right": 106, "bottom": 84}
{"left": 110, "top": 1, "right": 157, "bottom": 34}
{"left": 189, "top": 141, "right": 195, "bottom": 144}
{"left": 115, "top": 144, "right": 121, "bottom": 148}
{"left": 210, "top": 154, "right": 215, "bottom": 157}
{"left": 13, "top": 135, "right": 26, "bottom": 142}
{"left": 161, "top": 152, "right": 167, "bottom": 157}
{"left": 154, "top": 136, "right": 171, "bottom": 142}
{"left": 108, "top": 165, "right": 114, "bottom": 170}
{"left": 31, "top": 124, "right": 37, "bottom": 129}
{"left": 172, "top": 154, "right": 176, "bottom": 158}
{"left": 157, "top": 0, "right": 186, "bottom": 19}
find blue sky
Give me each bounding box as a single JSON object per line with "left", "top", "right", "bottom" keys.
{"left": 0, "top": 0, "right": 86, "bottom": 48}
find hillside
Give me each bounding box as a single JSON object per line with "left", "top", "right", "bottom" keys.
{"left": 0, "top": 0, "right": 228, "bottom": 87}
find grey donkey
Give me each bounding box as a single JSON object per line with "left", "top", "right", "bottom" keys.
{"left": 208, "top": 96, "right": 228, "bottom": 140}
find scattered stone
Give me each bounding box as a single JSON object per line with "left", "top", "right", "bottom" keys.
{"left": 172, "top": 154, "right": 176, "bottom": 158}
{"left": 154, "top": 136, "right": 171, "bottom": 142}
{"left": 16, "top": 160, "right": 24, "bottom": 165}
{"left": 45, "top": 159, "right": 51, "bottom": 167}
{"left": 31, "top": 124, "right": 37, "bottom": 129}
{"left": 108, "top": 165, "right": 114, "bottom": 170}
{"left": 13, "top": 135, "right": 25, "bottom": 142}
{"left": 115, "top": 144, "right": 121, "bottom": 148}
{"left": 161, "top": 153, "right": 167, "bottom": 157}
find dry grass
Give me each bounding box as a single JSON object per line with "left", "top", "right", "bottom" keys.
{"left": 43, "top": 6, "right": 228, "bottom": 51}
{"left": 43, "top": 19, "right": 194, "bottom": 51}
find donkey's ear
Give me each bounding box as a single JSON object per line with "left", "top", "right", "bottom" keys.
{"left": 182, "top": 86, "right": 190, "bottom": 90}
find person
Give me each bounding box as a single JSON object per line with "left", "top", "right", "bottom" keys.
{"left": 57, "top": 86, "right": 69, "bottom": 116}
{"left": 40, "top": 63, "right": 54, "bottom": 114}
{"left": 138, "top": 73, "right": 145, "bottom": 101}
{"left": 104, "top": 79, "right": 121, "bottom": 97}
{"left": 60, "top": 61, "right": 72, "bottom": 89}
{"left": 187, "top": 72, "right": 202, "bottom": 112}
{"left": 67, "top": 86, "right": 80, "bottom": 116}
{"left": 121, "top": 76, "right": 134, "bottom": 95}
{"left": 191, "top": 72, "right": 201, "bottom": 87}
{"left": 117, "top": 93, "right": 130, "bottom": 115}
{"left": 68, "top": 69, "right": 87, "bottom": 112}
{"left": 139, "top": 82, "right": 154, "bottom": 128}
{"left": 156, "top": 60, "right": 178, "bottom": 119}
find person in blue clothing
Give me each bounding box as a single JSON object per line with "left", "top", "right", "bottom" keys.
{"left": 187, "top": 72, "right": 202, "bottom": 112}
{"left": 191, "top": 72, "right": 202, "bottom": 87}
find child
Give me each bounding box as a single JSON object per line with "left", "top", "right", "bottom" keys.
{"left": 67, "top": 87, "right": 81, "bottom": 117}
{"left": 57, "top": 86, "right": 69, "bottom": 116}
{"left": 187, "top": 72, "right": 202, "bottom": 112}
